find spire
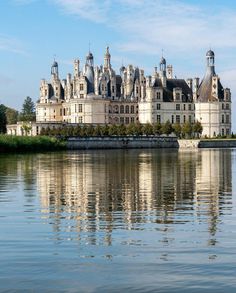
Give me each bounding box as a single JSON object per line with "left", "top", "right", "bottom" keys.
{"left": 51, "top": 57, "right": 58, "bottom": 77}
{"left": 206, "top": 49, "right": 215, "bottom": 67}
{"left": 104, "top": 46, "right": 111, "bottom": 70}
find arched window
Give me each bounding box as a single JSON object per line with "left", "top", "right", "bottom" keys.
{"left": 131, "top": 105, "right": 134, "bottom": 114}
{"left": 125, "top": 105, "right": 129, "bottom": 114}
{"left": 120, "top": 105, "right": 124, "bottom": 114}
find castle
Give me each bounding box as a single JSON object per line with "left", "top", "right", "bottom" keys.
{"left": 7, "top": 48, "right": 232, "bottom": 137}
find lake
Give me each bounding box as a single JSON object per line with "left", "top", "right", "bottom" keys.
{"left": 0, "top": 149, "right": 236, "bottom": 292}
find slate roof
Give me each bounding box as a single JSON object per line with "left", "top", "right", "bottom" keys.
{"left": 153, "top": 78, "right": 193, "bottom": 102}
{"left": 197, "top": 67, "right": 224, "bottom": 102}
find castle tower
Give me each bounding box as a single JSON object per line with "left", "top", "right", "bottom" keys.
{"left": 195, "top": 50, "right": 231, "bottom": 137}
{"left": 51, "top": 60, "right": 59, "bottom": 79}
{"left": 86, "top": 51, "right": 94, "bottom": 67}
{"left": 74, "top": 59, "right": 80, "bottom": 78}
{"left": 104, "top": 46, "right": 111, "bottom": 70}
{"left": 160, "top": 56, "right": 167, "bottom": 87}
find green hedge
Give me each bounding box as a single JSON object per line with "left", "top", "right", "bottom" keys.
{"left": 0, "top": 135, "right": 66, "bottom": 153}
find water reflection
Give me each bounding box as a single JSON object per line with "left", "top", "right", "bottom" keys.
{"left": 35, "top": 149, "right": 232, "bottom": 245}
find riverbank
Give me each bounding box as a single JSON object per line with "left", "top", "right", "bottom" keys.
{"left": 0, "top": 135, "right": 66, "bottom": 153}
{"left": 67, "top": 136, "right": 236, "bottom": 149}
{"left": 1, "top": 135, "right": 236, "bottom": 152}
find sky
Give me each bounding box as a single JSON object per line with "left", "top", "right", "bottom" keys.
{"left": 0, "top": 0, "right": 236, "bottom": 128}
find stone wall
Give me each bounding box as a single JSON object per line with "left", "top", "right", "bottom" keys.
{"left": 67, "top": 136, "right": 178, "bottom": 150}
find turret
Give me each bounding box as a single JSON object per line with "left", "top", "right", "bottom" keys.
{"left": 74, "top": 59, "right": 80, "bottom": 78}
{"left": 51, "top": 60, "right": 59, "bottom": 79}
{"left": 104, "top": 46, "right": 111, "bottom": 70}
{"left": 160, "top": 56, "right": 167, "bottom": 87}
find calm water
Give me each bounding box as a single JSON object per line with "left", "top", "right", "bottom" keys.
{"left": 0, "top": 149, "right": 236, "bottom": 292}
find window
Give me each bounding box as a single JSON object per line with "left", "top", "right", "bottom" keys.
{"left": 171, "top": 115, "right": 174, "bottom": 124}
{"left": 157, "top": 92, "right": 161, "bottom": 100}
{"left": 80, "top": 94, "right": 84, "bottom": 99}
{"left": 78, "top": 104, "right": 82, "bottom": 113}
{"left": 60, "top": 109, "right": 62, "bottom": 116}
{"left": 222, "top": 103, "right": 225, "bottom": 110}
{"left": 226, "top": 128, "right": 230, "bottom": 135}
{"left": 189, "top": 115, "right": 191, "bottom": 123}
{"left": 222, "top": 114, "right": 225, "bottom": 123}
{"left": 120, "top": 117, "right": 124, "bottom": 124}
{"left": 188, "top": 104, "right": 191, "bottom": 111}
{"left": 112, "top": 86, "right": 115, "bottom": 93}
{"left": 136, "top": 87, "right": 139, "bottom": 94}
{"left": 157, "top": 103, "right": 161, "bottom": 110}
{"left": 176, "top": 115, "right": 180, "bottom": 124}
{"left": 125, "top": 117, "right": 129, "bottom": 124}
{"left": 226, "top": 115, "right": 230, "bottom": 124}
{"left": 78, "top": 116, "right": 83, "bottom": 123}
{"left": 226, "top": 104, "right": 230, "bottom": 110}
{"left": 131, "top": 106, "right": 134, "bottom": 114}
{"left": 80, "top": 84, "right": 84, "bottom": 91}
{"left": 157, "top": 115, "right": 161, "bottom": 123}
{"left": 120, "top": 105, "right": 124, "bottom": 114}
{"left": 176, "top": 93, "right": 180, "bottom": 100}
{"left": 222, "top": 128, "right": 225, "bottom": 136}
{"left": 125, "top": 105, "right": 129, "bottom": 114}
{"left": 131, "top": 117, "right": 134, "bottom": 123}
{"left": 176, "top": 104, "right": 180, "bottom": 111}
{"left": 63, "top": 109, "right": 66, "bottom": 116}
{"left": 183, "top": 104, "right": 186, "bottom": 111}
{"left": 183, "top": 115, "right": 186, "bottom": 123}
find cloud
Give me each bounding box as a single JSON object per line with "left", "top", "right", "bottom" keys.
{"left": 0, "top": 35, "right": 27, "bottom": 55}
{"left": 50, "top": 0, "right": 236, "bottom": 56}
{"left": 52, "top": 0, "right": 111, "bottom": 23}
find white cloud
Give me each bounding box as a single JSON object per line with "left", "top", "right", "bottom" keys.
{"left": 50, "top": 0, "right": 236, "bottom": 55}
{"left": 52, "top": 0, "right": 111, "bottom": 22}
{"left": 0, "top": 35, "right": 27, "bottom": 55}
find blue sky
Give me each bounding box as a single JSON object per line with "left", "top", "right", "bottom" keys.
{"left": 0, "top": 0, "right": 236, "bottom": 128}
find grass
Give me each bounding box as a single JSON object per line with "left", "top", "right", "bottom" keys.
{"left": 0, "top": 134, "right": 66, "bottom": 153}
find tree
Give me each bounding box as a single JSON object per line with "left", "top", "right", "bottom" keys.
{"left": 126, "top": 123, "right": 136, "bottom": 135}
{"left": 182, "top": 122, "right": 193, "bottom": 138}
{"left": 101, "top": 124, "right": 110, "bottom": 136}
{"left": 21, "top": 123, "right": 32, "bottom": 136}
{"left": 153, "top": 122, "right": 162, "bottom": 135}
{"left": 5, "top": 107, "right": 18, "bottom": 124}
{"left": 193, "top": 121, "right": 203, "bottom": 138}
{"left": 161, "top": 120, "right": 173, "bottom": 135}
{"left": 134, "top": 122, "right": 143, "bottom": 136}
{"left": 143, "top": 123, "right": 154, "bottom": 135}
{"left": 172, "top": 123, "right": 182, "bottom": 138}
{"left": 109, "top": 124, "right": 118, "bottom": 136}
{"left": 117, "top": 124, "right": 126, "bottom": 136}
{"left": 93, "top": 125, "right": 102, "bottom": 136}
{"left": 0, "top": 104, "right": 7, "bottom": 133}
{"left": 19, "top": 96, "right": 36, "bottom": 122}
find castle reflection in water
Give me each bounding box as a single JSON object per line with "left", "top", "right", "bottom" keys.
{"left": 34, "top": 149, "right": 232, "bottom": 243}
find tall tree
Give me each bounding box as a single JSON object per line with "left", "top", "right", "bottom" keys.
{"left": 5, "top": 107, "right": 18, "bottom": 124}
{"left": 193, "top": 121, "right": 203, "bottom": 138}
{"left": 0, "top": 104, "right": 7, "bottom": 133}
{"left": 19, "top": 97, "right": 36, "bottom": 122}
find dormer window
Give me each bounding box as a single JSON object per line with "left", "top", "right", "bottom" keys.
{"left": 176, "top": 93, "right": 180, "bottom": 101}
